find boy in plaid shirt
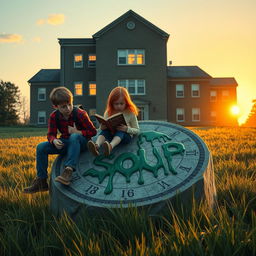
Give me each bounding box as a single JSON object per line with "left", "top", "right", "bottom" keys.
{"left": 23, "top": 87, "right": 97, "bottom": 193}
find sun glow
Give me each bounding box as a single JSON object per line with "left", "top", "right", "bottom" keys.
{"left": 231, "top": 105, "right": 240, "bottom": 116}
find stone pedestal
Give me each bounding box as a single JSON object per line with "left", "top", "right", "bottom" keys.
{"left": 50, "top": 121, "right": 216, "bottom": 218}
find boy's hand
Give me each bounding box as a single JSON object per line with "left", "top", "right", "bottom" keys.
{"left": 116, "top": 124, "right": 128, "bottom": 132}
{"left": 68, "top": 123, "right": 82, "bottom": 134}
{"left": 53, "top": 139, "right": 64, "bottom": 150}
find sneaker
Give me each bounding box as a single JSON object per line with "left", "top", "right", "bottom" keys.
{"left": 102, "top": 141, "right": 112, "bottom": 156}
{"left": 23, "top": 177, "right": 49, "bottom": 194}
{"left": 55, "top": 166, "right": 73, "bottom": 185}
{"left": 87, "top": 140, "right": 100, "bottom": 156}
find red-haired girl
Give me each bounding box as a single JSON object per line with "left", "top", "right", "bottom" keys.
{"left": 88, "top": 87, "right": 140, "bottom": 156}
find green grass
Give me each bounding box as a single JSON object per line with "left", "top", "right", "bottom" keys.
{"left": 0, "top": 126, "right": 47, "bottom": 138}
{"left": 0, "top": 126, "right": 256, "bottom": 255}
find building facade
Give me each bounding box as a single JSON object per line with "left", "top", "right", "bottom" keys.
{"left": 28, "top": 10, "right": 238, "bottom": 126}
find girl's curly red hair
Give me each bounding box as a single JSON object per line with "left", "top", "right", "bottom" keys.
{"left": 105, "top": 87, "right": 139, "bottom": 117}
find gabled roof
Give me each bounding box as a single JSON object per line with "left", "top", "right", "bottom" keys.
{"left": 28, "top": 69, "right": 60, "bottom": 83}
{"left": 168, "top": 66, "right": 212, "bottom": 79}
{"left": 93, "top": 10, "right": 169, "bottom": 39}
{"left": 210, "top": 77, "right": 238, "bottom": 87}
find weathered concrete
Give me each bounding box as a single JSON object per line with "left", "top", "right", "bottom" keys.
{"left": 50, "top": 121, "right": 216, "bottom": 218}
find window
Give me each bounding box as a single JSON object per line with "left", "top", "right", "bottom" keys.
{"left": 118, "top": 80, "right": 145, "bottom": 95}
{"left": 38, "top": 111, "right": 46, "bottom": 124}
{"left": 210, "top": 111, "right": 217, "bottom": 122}
{"left": 89, "top": 82, "right": 96, "bottom": 96}
{"left": 191, "top": 84, "right": 200, "bottom": 97}
{"left": 222, "top": 90, "right": 229, "bottom": 101}
{"left": 74, "top": 54, "right": 83, "bottom": 68}
{"left": 210, "top": 90, "right": 217, "bottom": 102}
{"left": 176, "top": 84, "right": 184, "bottom": 98}
{"left": 74, "top": 82, "right": 83, "bottom": 96}
{"left": 192, "top": 108, "right": 200, "bottom": 121}
{"left": 88, "top": 54, "right": 96, "bottom": 67}
{"left": 117, "top": 49, "right": 145, "bottom": 65}
{"left": 38, "top": 88, "right": 46, "bottom": 101}
{"left": 176, "top": 108, "right": 185, "bottom": 122}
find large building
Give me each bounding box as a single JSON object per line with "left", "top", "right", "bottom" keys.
{"left": 28, "top": 10, "right": 238, "bottom": 126}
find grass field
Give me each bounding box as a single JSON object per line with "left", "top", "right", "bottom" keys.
{"left": 0, "top": 126, "right": 256, "bottom": 255}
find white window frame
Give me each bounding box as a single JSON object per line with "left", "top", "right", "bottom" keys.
{"left": 88, "top": 54, "right": 96, "bottom": 68}
{"left": 210, "top": 90, "right": 217, "bottom": 102}
{"left": 38, "top": 88, "right": 46, "bottom": 101}
{"left": 38, "top": 111, "right": 46, "bottom": 124}
{"left": 176, "top": 84, "right": 184, "bottom": 98}
{"left": 74, "top": 54, "right": 83, "bottom": 68}
{"left": 191, "top": 84, "right": 200, "bottom": 97}
{"left": 89, "top": 82, "right": 96, "bottom": 96}
{"left": 118, "top": 79, "right": 146, "bottom": 95}
{"left": 176, "top": 108, "right": 185, "bottom": 122}
{"left": 210, "top": 111, "right": 217, "bottom": 122}
{"left": 222, "top": 90, "right": 229, "bottom": 101}
{"left": 74, "top": 82, "right": 83, "bottom": 96}
{"left": 117, "top": 49, "right": 145, "bottom": 65}
{"left": 192, "top": 108, "right": 200, "bottom": 122}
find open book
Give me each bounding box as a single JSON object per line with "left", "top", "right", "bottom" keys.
{"left": 94, "top": 113, "right": 127, "bottom": 133}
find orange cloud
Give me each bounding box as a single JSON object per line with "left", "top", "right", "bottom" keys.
{"left": 0, "top": 34, "right": 23, "bottom": 43}
{"left": 33, "top": 37, "right": 41, "bottom": 42}
{"left": 36, "top": 14, "right": 65, "bottom": 26}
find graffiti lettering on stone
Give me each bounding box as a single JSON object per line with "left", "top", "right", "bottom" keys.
{"left": 83, "top": 131, "right": 185, "bottom": 194}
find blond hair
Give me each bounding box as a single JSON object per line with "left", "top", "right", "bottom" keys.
{"left": 49, "top": 87, "right": 73, "bottom": 106}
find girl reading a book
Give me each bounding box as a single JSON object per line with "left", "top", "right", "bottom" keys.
{"left": 88, "top": 87, "right": 140, "bottom": 156}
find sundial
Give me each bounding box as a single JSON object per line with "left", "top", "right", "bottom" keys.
{"left": 50, "top": 121, "right": 216, "bottom": 217}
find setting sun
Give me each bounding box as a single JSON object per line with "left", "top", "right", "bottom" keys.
{"left": 231, "top": 105, "right": 240, "bottom": 116}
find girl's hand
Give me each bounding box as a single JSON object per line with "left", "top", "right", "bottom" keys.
{"left": 116, "top": 124, "right": 128, "bottom": 132}
{"left": 101, "top": 124, "right": 107, "bottom": 130}
{"left": 53, "top": 139, "right": 64, "bottom": 150}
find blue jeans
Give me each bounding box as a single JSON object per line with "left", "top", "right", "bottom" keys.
{"left": 100, "top": 129, "right": 132, "bottom": 144}
{"left": 36, "top": 133, "right": 88, "bottom": 178}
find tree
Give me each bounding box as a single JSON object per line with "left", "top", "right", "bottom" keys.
{"left": 243, "top": 99, "right": 256, "bottom": 127}
{"left": 0, "top": 80, "right": 21, "bottom": 125}
{"left": 20, "top": 96, "right": 30, "bottom": 124}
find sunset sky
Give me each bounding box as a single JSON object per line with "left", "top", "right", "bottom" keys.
{"left": 1, "top": 0, "right": 255, "bottom": 124}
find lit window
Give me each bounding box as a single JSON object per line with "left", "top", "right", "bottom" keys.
{"left": 38, "top": 88, "right": 46, "bottom": 101}
{"left": 88, "top": 54, "right": 96, "bottom": 67}
{"left": 74, "top": 82, "right": 83, "bottom": 96}
{"left": 117, "top": 49, "right": 145, "bottom": 65}
{"left": 38, "top": 111, "right": 46, "bottom": 124}
{"left": 74, "top": 54, "right": 83, "bottom": 68}
{"left": 89, "top": 82, "right": 96, "bottom": 96}
{"left": 176, "top": 108, "right": 185, "bottom": 122}
{"left": 211, "top": 111, "right": 216, "bottom": 121}
{"left": 210, "top": 91, "right": 217, "bottom": 102}
{"left": 176, "top": 84, "right": 184, "bottom": 98}
{"left": 191, "top": 84, "right": 200, "bottom": 97}
{"left": 192, "top": 108, "right": 200, "bottom": 121}
{"left": 222, "top": 90, "right": 229, "bottom": 101}
{"left": 118, "top": 80, "right": 145, "bottom": 95}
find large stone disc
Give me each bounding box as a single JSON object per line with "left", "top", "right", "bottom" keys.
{"left": 50, "top": 121, "right": 216, "bottom": 218}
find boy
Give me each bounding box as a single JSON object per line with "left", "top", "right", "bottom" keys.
{"left": 23, "top": 86, "right": 97, "bottom": 193}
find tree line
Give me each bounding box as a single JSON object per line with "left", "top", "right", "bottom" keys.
{"left": 0, "top": 80, "right": 29, "bottom": 126}
{"left": 243, "top": 99, "right": 256, "bottom": 127}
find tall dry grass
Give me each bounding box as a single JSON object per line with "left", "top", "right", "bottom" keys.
{"left": 0, "top": 127, "right": 256, "bottom": 255}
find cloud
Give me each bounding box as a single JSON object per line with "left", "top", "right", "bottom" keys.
{"left": 36, "top": 14, "right": 65, "bottom": 26}
{"left": 0, "top": 33, "right": 23, "bottom": 43}
{"left": 33, "top": 36, "right": 41, "bottom": 43}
